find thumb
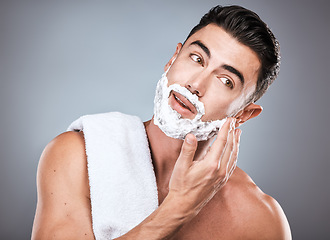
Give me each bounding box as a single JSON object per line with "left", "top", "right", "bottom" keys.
{"left": 177, "top": 134, "right": 197, "bottom": 168}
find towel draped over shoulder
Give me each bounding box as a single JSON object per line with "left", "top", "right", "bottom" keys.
{"left": 67, "top": 112, "right": 159, "bottom": 239}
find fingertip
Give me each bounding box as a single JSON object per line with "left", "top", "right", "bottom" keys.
{"left": 225, "top": 117, "right": 236, "bottom": 129}
{"left": 185, "top": 133, "right": 196, "bottom": 145}
{"left": 231, "top": 118, "right": 237, "bottom": 130}
{"left": 235, "top": 129, "right": 242, "bottom": 140}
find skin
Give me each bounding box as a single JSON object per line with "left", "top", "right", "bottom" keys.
{"left": 166, "top": 24, "right": 261, "bottom": 122}
{"left": 32, "top": 24, "right": 292, "bottom": 239}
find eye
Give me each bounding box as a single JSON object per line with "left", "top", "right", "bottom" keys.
{"left": 220, "top": 77, "right": 234, "bottom": 89}
{"left": 190, "top": 54, "right": 204, "bottom": 66}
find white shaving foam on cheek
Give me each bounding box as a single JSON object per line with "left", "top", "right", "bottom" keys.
{"left": 226, "top": 84, "right": 255, "bottom": 117}
{"left": 153, "top": 72, "right": 227, "bottom": 141}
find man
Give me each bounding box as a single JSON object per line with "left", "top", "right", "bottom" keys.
{"left": 32, "top": 5, "right": 291, "bottom": 239}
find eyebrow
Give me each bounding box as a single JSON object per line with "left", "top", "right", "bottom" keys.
{"left": 190, "top": 40, "right": 211, "bottom": 58}
{"left": 222, "top": 64, "right": 245, "bottom": 86}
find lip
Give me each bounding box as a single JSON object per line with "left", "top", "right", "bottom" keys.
{"left": 169, "top": 91, "right": 197, "bottom": 119}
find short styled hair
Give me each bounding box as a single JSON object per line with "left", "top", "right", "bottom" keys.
{"left": 185, "top": 5, "right": 280, "bottom": 104}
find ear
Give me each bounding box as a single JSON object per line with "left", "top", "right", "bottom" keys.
{"left": 164, "top": 43, "right": 182, "bottom": 72}
{"left": 234, "top": 103, "right": 263, "bottom": 128}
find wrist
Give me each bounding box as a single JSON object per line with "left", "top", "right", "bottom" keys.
{"left": 164, "top": 191, "right": 199, "bottom": 222}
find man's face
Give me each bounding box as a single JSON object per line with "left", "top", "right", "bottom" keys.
{"left": 166, "top": 24, "right": 261, "bottom": 121}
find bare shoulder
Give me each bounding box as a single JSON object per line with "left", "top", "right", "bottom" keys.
{"left": 36, "top": 131, "right": 89, "bottom": 198}
{"left": 224, "top": 167, "right": 292, "bottom": 240}
{"left": 37, "top": 131, "right": 87, "bottom": 178}
{"left": 32, "top": 131, "right": 94, "bottom": 239}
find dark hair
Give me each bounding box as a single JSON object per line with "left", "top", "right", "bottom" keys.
{"left": 185, "top": 5, "right": 280, "bottom": 104}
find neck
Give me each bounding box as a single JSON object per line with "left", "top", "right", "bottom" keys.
{"left": 144, "top": 117, "right": 213, "bottom": 203}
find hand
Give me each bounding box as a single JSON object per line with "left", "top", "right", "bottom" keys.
{"left": 113, "top": 119, "right": 241, "bottom": 240}
{"left": 168, "top": 118, "right": 241, "bottom": 216}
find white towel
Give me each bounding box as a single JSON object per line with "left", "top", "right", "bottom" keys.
{"left": 67, "top": 112, "right": 159, "bottom": 239}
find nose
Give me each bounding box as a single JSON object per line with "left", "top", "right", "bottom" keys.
{"left": 186, "top": 84, "right": 201, "bottom": 96}
{"left": 185, "top": 72, "right": 208, "bottom": 97}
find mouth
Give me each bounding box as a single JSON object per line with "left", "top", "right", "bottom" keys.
{"left": 169, "top": 91, "right": 197, "bottom": 118}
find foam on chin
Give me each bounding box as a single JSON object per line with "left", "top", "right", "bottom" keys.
{"left": 153, "top": 72, "right": 226, "bottom": 141}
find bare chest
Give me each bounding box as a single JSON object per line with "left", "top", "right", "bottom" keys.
{"left": 172, "top": 201, "right": 240, "bottom": 240}
{"left": 156, "top": 169, "right": 256, "bottom": 239}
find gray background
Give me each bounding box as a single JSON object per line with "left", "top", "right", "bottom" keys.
{"left": 1, "top": 0, "right": 329, "bottom": 239}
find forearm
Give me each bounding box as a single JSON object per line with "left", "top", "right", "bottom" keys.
{"left": 115, "top": 193, "right": 196, "bottom": 240}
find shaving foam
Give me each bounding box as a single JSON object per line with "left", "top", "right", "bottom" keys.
{"left": 153, "top": 72, "right": 226, "bottom": 141}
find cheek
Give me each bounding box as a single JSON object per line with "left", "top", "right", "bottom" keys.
{"left": 205, "top": 82, "right": 237, "bottom": 118}
{"left": 166, "top": 60, "right": 197, "bottom": 86}
{"left": 201, "top": 93, "right": 232, "bottom": 121}
{"left": 166, "top": 70, "right": 181, "bottom": 87}
{"left": 226, "top": 96, "right": 245, "bottom": 116}
{"left": 226, "top": 86, "right": 255, "bottom": 116}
